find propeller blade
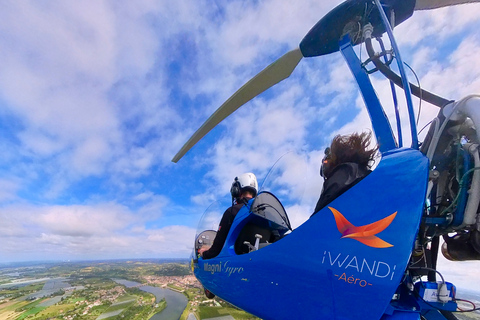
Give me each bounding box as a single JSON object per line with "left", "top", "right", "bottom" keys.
{"left": 172, "top": 48, "right": 303, "bottom": 163}
{"left": 415, "top": 0, "right": 480, "bottom": 10}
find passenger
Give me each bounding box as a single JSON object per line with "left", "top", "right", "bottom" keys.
{"left": 198, "top": 172, "right": 258, "bottom": 259}
{"left": 312, "top": 132, "right": 378, "bottom": 216}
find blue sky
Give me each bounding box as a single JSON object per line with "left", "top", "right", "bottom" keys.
{"left": 0, "top": 0, "right": 480, "bottom": 290}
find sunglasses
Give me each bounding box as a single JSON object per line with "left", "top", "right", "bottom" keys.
{"left": 320, "top": 147, "right": 331, "bottom": 178}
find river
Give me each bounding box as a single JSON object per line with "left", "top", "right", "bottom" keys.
{"left": 112, "top": 279, "right": 188, "bottom": 320}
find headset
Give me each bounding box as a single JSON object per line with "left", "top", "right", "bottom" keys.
{"left": 230, "top": 177, "right": 242, "bottom": 198}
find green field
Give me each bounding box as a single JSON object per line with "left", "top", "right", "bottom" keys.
{"left": 102, "top": 296, "right": 135, "bottom": 314}
{"left": 167, "top": 284, "right": 183, "bottom": 291}
{"left": 114, "top": 294, "right": 136, "bottom": 304}
{"left": 34, "top": 303, "right": 76, "bottom": 319}
{"left": 1, "top": 283, "right": 45, "bottom": 301}
{"left": 198, "top": 305, "right": 261, "bottom": 320}
{"left": 16, "top": 306, "right": 46, "bottom": 320}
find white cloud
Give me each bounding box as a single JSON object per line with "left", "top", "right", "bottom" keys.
{"left": 0, "top": 0, "right": 198, "bottom": 196}
{"left": 0, "top": 200, "right": 194, "bottom": 261}
{"left": 0, "top": 3, "right": 119, "bottom": 190}
{"left": 434, "top": 36, "right": 480, "bottom": 98}
{"left": 0, "top": 177, "right": 21, "bottom": 202}
{"left": 35, "top": 204, "right": 132, "bottom": 237}
{"left": 396, "top": 4, "right": 480, "bottom": 46}
{"left": 133, "top": 191, "right": 155, "bottom": 202}
{"left": 207, "top": 1, "right": 338, "bottom": 67}
{"left": 146, "top": 225, "right": 196, "bottom": 253}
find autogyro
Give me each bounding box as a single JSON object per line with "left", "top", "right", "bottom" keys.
{"left": 173, "top": 0, "right": 480, "bottom": 319}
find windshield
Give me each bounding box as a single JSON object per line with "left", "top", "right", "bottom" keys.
{"left": 194, "top": 200, "right": 230, "bottom": 253}
{"left": 195, "top": 200, "right": 226, "bottom": 236}
{"left": 251, "top": 191, "right": 291, "bottom": 230}
{"left": 259, "top": 150, "right": 316, "bottom": 228}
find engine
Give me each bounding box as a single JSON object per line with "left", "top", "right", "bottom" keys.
{"left": 420, "top": 96, "right": 480, "bottom": 262}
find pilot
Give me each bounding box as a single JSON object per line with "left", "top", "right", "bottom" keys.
{"left": 312, "top": 132, "right": 378, "bottom": 216}
{"left": 198, "top": 172, "right": 258, "bottom": 259}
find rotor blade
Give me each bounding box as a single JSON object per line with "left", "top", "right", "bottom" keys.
{"left": 415, "top": 0, "right": 480, "bottom": 10}
{"left": 172, "top": 48, "right": 303, "bottom": 163}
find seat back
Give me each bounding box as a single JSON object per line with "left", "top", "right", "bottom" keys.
{"left": 234, "top": 222, "right": 273, "bottom": 254}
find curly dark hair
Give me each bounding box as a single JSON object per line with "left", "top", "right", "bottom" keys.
{"left": 329, "top": 132, "right": 378, "bottom": 169}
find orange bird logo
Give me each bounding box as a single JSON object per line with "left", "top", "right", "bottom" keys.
{"left": 328, "top": 207, "right": 397, "bottom": 248}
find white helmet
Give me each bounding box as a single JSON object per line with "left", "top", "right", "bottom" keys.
{"left": 230, "top": 172, "right": 258, "bottom": 198}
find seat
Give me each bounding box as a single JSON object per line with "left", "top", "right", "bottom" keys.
{"left": 234, "top": 222, "right": 273, "bottom": 254}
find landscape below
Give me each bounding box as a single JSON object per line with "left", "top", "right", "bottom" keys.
{"left": 0, "top": 259, "right": 260, "bottom": 320}
{"left": 1, "top": 260, "right": 478, "bottom": 320}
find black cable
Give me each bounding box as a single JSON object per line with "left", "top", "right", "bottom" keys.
{"left": 440, "top": 310, "right": 460, "bottom": 320}
{"left": 365, "top": 37, "right": 451, "bottom": 108}
{"left": 431, "top": 237, "right": 440, "bottom": 281}
{"left": 418, "top": 120, "right": 433, "bottom": 136}
{"left": 403, "top": 61, "right": 422, "bottom": 126}
{"left": 409, "top": 266, "right": 444, "bottom": 283}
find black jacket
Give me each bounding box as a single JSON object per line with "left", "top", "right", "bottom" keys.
{"left": 312, "top": 162, "right": 370, "bottom": 216}
{"left": 202, "top": 201, "right": 245, "bottom": 260}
